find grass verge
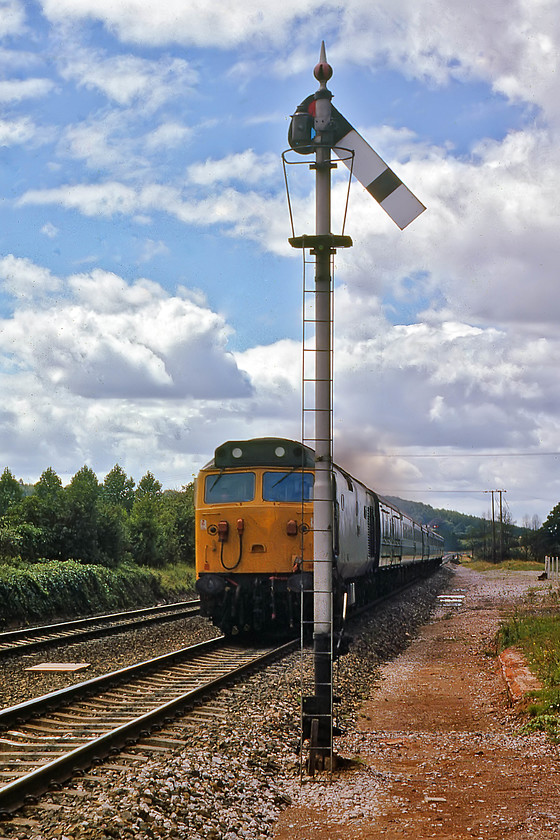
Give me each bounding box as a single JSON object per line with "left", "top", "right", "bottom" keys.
{"left": 463, "top": 559, "right": 545, "bottom": 572}
{"left": 151, "top": 561, "right": 196, "bottom": 599}
{"left": 498, "top": 585, "right": 560, "bottom": 741}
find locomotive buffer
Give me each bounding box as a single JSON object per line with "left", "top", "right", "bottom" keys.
{"left": 287, "top": 43, "right": 425, "bottom": 767}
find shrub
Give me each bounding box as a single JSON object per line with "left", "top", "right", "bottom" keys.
{"left": 0, "top": 560, "right": 164, "bottom": 628}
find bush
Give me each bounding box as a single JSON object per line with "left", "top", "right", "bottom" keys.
{"left": 0, "top": 560, "right": 165, "bottom": 628}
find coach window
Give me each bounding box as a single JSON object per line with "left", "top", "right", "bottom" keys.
{"left": 204, "top": 472, "right": 255, "bottom": 503}
{"left": 263, "top": 471, "right": 314, "bottom": 502}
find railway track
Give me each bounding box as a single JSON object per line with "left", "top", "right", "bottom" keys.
{"left": 0, "top": 600, "right": 200, "bottom": 657}
{"left": 0, "top": 635, "right": 297, "bottom": 817}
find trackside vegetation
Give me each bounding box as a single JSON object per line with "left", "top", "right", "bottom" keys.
{"left": 0, "top": 560, "right": 162, "bottom": 627}
{"left": 0, "top": 464, "right": 196, "bottom": 627}
{"left": 498, "top": 586, "right": 560, "bottom": 741}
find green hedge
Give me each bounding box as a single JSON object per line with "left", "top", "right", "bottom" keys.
{"left": 0, "top": 560, "right": 165, "bottom": 628}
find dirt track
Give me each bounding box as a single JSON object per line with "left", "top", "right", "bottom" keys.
{"left": 272, "top": 565, "right": 560, "bottom": 839}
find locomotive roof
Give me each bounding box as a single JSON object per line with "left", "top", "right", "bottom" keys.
{"left": 201, "top": 437, "right": 442, "bottom": 541}
{"left": 203, "top": 437, "right": 315, "bottom": 470}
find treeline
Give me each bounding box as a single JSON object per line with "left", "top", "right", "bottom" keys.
{"left": 0, "top": 464, "right": 194, "bottom": 568}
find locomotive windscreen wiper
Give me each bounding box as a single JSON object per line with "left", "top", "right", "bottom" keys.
{"left": 208, "top": 470, "right": 225, "bottom": 491}
{"left": 271, "top": 466, "right": 300, "bottom": 488}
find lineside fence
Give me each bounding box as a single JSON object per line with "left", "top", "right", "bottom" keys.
{"left": 544, "top": 556, "right": 560, "bottom": 581}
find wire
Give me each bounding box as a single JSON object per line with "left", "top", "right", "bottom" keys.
{"left": 369, "top": 451, "right": 560, "bottom": 459}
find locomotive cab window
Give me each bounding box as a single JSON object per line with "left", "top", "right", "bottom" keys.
{"left": 204, "top": 472, "right": 255, "bottom": 503}
{"left": 262, "top": 471, "right": 314, "bottom": 502}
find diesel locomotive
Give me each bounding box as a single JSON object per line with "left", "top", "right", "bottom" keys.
{"left": 195, "top": 437, "right": 443, "bottom": 635}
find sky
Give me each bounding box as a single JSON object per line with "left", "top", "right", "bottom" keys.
{"left": 0, "top": 0, "right": 559, "bottom": 526}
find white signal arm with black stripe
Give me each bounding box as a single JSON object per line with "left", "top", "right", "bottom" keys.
{"left": 330, "top": 106, "right": 425, "bottom": 230}
{"left": 288, "top": 92, "right": 425, "bottom": 231}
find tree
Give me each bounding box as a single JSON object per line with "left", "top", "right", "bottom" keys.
{"left": 0, "top": 467, "right": 23, "bottom": 517}
{"left": 62, "top": 465, "right": 101, "bottom": 562}
{"left": 102, "top": 465, "right": 135, "bottom": 512}
{"left": 12, "top": 468, "right": 66, "bottom": 560}
{"left": 96, "top": 501, "right": 129, "bottom": 567}
{"left": 34, "top": 467, "right": 63, "bottom": 501}
{"left": 536, "top": 502, "right": 560, "bottom": 558}
{"left": 129, "top": 494, "right": 164, "bottom": 567}
{"left": 136, "top": 471, "right": 162, "bottom": 500}
{"left": 159, "top": 483, "right": 195, "bottom": 565}
{"left": 519, "top": 514, "right": 543, "bottom": 560}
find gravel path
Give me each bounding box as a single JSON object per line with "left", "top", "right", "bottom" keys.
{"left": 273, "top": 565, "right": 560, "bottom": 840}
{"left": 0, "top": 565, "right": 557, "bottom": 840}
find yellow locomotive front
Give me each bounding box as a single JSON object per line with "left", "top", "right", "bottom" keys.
{"left": 195, "top": 438, "right": 314, "bottom": 635}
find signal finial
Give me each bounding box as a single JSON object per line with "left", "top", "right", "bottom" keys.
{"left": 314, "top": 41, "right": 333, "bottom": 86}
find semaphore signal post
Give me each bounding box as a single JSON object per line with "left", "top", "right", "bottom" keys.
{"left": 285, "top": 43, "right": 425, "bottom": 772}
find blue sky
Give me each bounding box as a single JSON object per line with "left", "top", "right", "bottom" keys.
{"left": 1, "top": 0, "right": 559, "bottom": 525}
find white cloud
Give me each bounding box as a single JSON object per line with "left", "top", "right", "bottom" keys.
{"left": 17, "top": 180, "right": 290, "bottom": 248}
{"left": 60, "top": 113, "right": 146, "bottom": 173}
{"left": 46, "top": 47, "right": 199, "bottom": 175}
{"left": 16, "top": 113, "right": 560, "bottom": 333}
{"left": 139, "top": 239, "right": 169, "bottom": 262}
{"left": 187, "top": 150, "right": 279, "bottom": 186}
{"left": 329, "top": 122, "right": 560, "bottom": 328}
{"left": 0, "top": 0, "right": 25, "bottom": 39}
{"left": 0, "top": 254, "right": 62, "bottom": 299}
{"left": 144, "top": 122, "right": 192, "bottom": 151}
{"left": 38, "top": 1, "right": 560, "bottom": 121}
{"left": 0, "top": 262, "right": 253, "bottom": 400}
{"left": 18, "top": 181, "right": 140, "bottom": 216}
{"left": 59, "top": 112, "right": 194, "bottom": 176}
{"left": 234, "top": 338, "right": 301, "bottom": 425}
{"left": 222, "top": 310, "right": 560, "bottom": 519}
{"left": 40, "top": 222, "right": 59, "bottom": 238}
{"left": 0, "top": 116, "right": 37, "bottom": 145}
{"left": 41, "top": 0, "right": 317, "bottom": 48}
{"left": 0, "top": 78, "right": 55, "bottom": 102}
{"left": 60, "top": 49, "right": 198, "bottom": 110}
{"left": 0, "top": 260, "right": 273, "bottom": 487}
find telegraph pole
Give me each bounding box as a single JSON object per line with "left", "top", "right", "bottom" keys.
{"left": 491, "top": 490, "right": 496, "bottom": 563}
{"left": 485, "top": 489, "right": 506, "bottom": 562}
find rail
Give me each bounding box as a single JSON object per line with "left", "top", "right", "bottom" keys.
{"left": 0, "top": 636, "right": 297, "bottom": 816}
{"left": 0, "top": 600, "right": 200, "bottom": 656}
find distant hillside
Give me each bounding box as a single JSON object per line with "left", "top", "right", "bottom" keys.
{"left": 385, "top": 496, "right": 526, "bottom": 551}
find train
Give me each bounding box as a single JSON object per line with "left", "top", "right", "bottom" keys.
{"left": 195, "top": 437, "right": 444, "bottom": 635}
